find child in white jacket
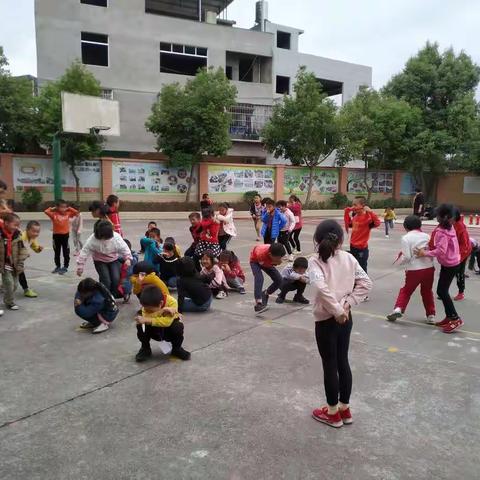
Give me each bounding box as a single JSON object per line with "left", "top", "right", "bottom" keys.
{"left": 309, "top": 219, "right": 372, "bottom": 429}
{"left": 276, "top": 200, "right": 296, "bottom": 261}
{"left": 77, "top": 220, "right": 132, "bottom": 298}
{"left": 215, "top": 203, "right": 237, "bottom": 251}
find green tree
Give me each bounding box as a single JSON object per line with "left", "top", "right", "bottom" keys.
{"left": 146, "top": 68, "right": 237, "bottom": 201}
{"left": 262, "top": 67, "right": 339, "bottom": 207}
{"left": 35, "top": 61, "right": 103, "bottom": 202}
{"left": 0, "top": 46, "right": 37, "bottom": 153}
{"left": 337, "top": 87, "right": 418, "bottom": 202}
{"left": 383, "top": 42, "right": 480, "bottom": 197}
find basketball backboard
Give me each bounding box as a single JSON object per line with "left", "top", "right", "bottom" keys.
{"left": 61, "top": 92, "right": 120, "bottom": 136}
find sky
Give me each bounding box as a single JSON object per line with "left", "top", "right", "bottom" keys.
{"left": 1, "top": 0, "right": 479, "bottom": 94}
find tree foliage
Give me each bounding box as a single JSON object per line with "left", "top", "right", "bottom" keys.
{"left": 383, "top": 42, "right": 480, "bottom": 195}
{"left": 337, "top": 87, "right": 419, "bottom": 201}
{"left": 0, "top": 46, "right": 37, "bottom": 153}
{"left": 262, "top": 67, "right": 339, "bottom": 207}
{"left": 146, "top": 67, "right": 237, "bottom": 201}
{"left": 35, "top": 61, "right": 104, "bottom": 201}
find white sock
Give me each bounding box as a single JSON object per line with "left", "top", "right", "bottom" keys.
{"left": 339, "top": 402, "right": 349, "bottom": 411}
{"left": 327, "top": 404, "right": 338, "bottom": 415}
{"left": 393, "top": 307, "right": 401, "bottom": 314}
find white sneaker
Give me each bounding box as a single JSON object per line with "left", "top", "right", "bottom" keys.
{"left": 385, "top": 234, "right": 389, "bottom": 238}
{"left": 426, "top": 315, "right": 436, "bottom": 325}
{"left": 216, "top": 290, "right": 227, "bottom": 299}
{"left": 92, "top": 323, "right": 109, "bottom": 334}
{"left": 288, "top": 254, "right": 294, "bottom": 262}
{"left": 0, "top": 309, "right": 4, "bottom": 316}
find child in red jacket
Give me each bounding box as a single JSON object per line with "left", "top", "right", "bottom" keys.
{"left": 194, "top": 207, "right": 221, "bottom": 258}
{"left": 344, "top": 197, "right": 381, "bottom": 273}
{"left": 106, "top": 194, "right": 123, "bottom": 237}
{"left": 453, "top": 209, "right": 471, "bottom": 301}
{"left": 218, "top": 250, "right": 246, "bottom": 294}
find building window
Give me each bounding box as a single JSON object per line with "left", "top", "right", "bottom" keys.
{"left": 277, "top": 31, "right": 291, "bottom": 49}
{"left": 81, "top": 32, "right": 109, "bottom": 67}
{"left": 160, "top": 43, "right": 207, "bottom": 76}
{"left": 225, "top": 66, "right": 233, "bottom": 80}
{"left": 229, "top": 104, "right": 273, "bottom": 141}
{"left": 276, "top": 76, "right": 290, "bottom": 94}
{"left": 102, "top": 89, "right": 113, "bottom": 100}
{"left": 80, "top": 0, "right": 107, "bottom": 6}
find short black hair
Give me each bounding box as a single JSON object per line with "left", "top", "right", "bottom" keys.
{"left": 201, "top": 207, "right": 214, "bottom": 219}
{"left": 2, "top": 212, "right": 19, "bottom": 223}
{"left": 133, "top": 261, "right": 155, "bottom": 275}
{"left": 270, "top": 243, "right": 286, "bottom": 258}
{"left": 55, "top": 199, "right": 67, "bottom": 207}
{"left": 26, "top": 220, "right": 40, "bottom": 230}
{"left": 189, "top": 212, "right": 201, "bottom": 220}
{"left": 403, "top": 215, "right": 422, "bottom": 231}
{"left": 202, "top": 193, "right": 209, "bottom": 199}
{"left": 415, "top": 187, "right": 422, "bottom": 193}
{"left": 163, "top": 242, "right": 175, "bottom": 252}
{"left": 164, "top": 236, "right": 175, "bottom": 244}
{"left": 177, "top": 257, "right": 197, "bottom": 277}
{"left": 354, "top": 196, "right": 366, "bottom": 206}
{"left": 106, "top": 194, "right": 119, "bottom": 206}
{"left": 218, "top": 250, "right": 238, "bottom": 264}
{"left": 77, "top": 277, "right": 98, "bottom": 294}
{"left": 149, "top": 227, "right": 161, "bottom": 238}
{"left": 139, "top": 285, "right": 164, "bottom": 308}
{"left": 94, "top": 220, "right": 114, "bottom": 240}
{"left": 276, "top": 200, "right": 287, "bottom": 208}
{"left": 293, "top": 256, "right": 308, "bottom": 270}
{"left": 148, "top": 221, "right": 157, "bottom": 227}
{"left": 264, "top": 198, "right": 275, "bottom": 207}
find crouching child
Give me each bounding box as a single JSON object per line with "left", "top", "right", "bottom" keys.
{"left": 276, "top": 256, "right": 310, "bottom": 304}
{"left": 134, "top": 285, "right": 191, "bottom": 362}
{"left": 74, "top": 278, "right": 119, "bottom": 334}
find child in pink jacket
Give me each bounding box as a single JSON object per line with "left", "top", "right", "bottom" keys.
{"left": 416, "top": 204, "right": 462, "bottom": 334}
{"left": 308, "top": 219, "right": 372, "bottom": 429}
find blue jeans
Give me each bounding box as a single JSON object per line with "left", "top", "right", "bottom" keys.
{"left": 250, "top": 262, "right": 282, "bottom": 301}
{"left": 227, "top": 277, "right": 244, "bottom": 290}
{"left": 182, "top": 296, "right": 212, "bottom": 312}
{"left": 166, "top": 276, "right": 178, "bottom": 289}
{"left": 384, "top": 219, "right": 394, "bottom": 235}
{"left": 349, "top": 246, "right": 369, "bottom": 273}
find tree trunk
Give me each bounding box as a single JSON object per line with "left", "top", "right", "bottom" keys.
{"left": 305, "top": 165, "right": 315, "bottom": 210}
{"left": 362, "top": 157, "right": 373, "bottom": 203}
{"left": 185, "top": 163, "right": 195, "bottom": 203}
{"left": 70, "top": 164, "right": 80, "bottom": 203}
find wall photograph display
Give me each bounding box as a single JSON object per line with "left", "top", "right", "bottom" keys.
{"left": 208, "top": 165, "right": 275, "bottom": 194}
{"left": 284, "top": 167, "right": 338, "bottom": 195}
{"left": 112, "top": 162, "right": 197, "bottom": 194}
{"left": 347, "top": 171, "right": 393, "bottom": 194}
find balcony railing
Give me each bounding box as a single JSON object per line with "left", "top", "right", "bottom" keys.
{"left": 228, "top": 103, "right": 272, "bottom": 141}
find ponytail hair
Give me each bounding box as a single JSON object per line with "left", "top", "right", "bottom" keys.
{"left": 436, "top": 203, "right": 454, "bottom": 230}
{"left": 314, "top": 219, "right": 344, "bottom": 262}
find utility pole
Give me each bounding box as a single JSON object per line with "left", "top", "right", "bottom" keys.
{"left": 52, "top": 132, "right": 62, "bottom": 201}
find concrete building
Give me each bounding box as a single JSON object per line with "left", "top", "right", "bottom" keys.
{"left": 35, "top": 0, "right": 372, "bottom": 163}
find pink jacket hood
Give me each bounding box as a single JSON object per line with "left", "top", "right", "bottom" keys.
{"left": 426, "top": 227, "right": 460, "bottom": 267}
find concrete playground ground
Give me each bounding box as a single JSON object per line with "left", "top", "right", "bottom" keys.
{"left": 1, "top": 215, "right": 480, "bottom": 480}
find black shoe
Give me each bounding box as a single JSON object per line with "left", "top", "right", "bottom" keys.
{"left": 135, "top": 345, "right": 152, "bottom": 362}
{"left": 261, "top": 290, "right": 269, "bottom": 306}
{"left": 171, "top": 347, "right": 191, "bottom": 361}
{"left": 293, "top": 295, "right": 310, "bottom": 305}
{"left": 275, "top": 296, "right": 285, "bottom": 304}
{"left": 254, "top": 303, "right": 269, "bottom": 314}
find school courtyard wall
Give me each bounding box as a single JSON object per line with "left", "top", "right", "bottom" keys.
{"left": 2, "top": 153, "right": 479, "bottom": 210}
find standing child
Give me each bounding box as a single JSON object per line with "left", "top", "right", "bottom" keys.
{"left": 74, "top": 278, "right": 119, "bottom": 334}
{"left": 416, "top": 204, "right": 462, "bottom": 333}
{"left": 134, "top": 285, "right": 191, "bottom": 362}
{"left": 140, "top": 227, "right": 163, "bottom": 273}
{"left": 276, "top": 200, "right": 296, "bottom": 261}
{"left": 88, "top": 201, "right": 111, "bottom": 232}
{"left": 218, "top": 250, "right": 246, "bottom": 294}
{"left": 185, "top": 213, "right": 202, "bottom": 258}
{"left": 249, "top": 243, "right": 286, "bottom": 314}
{"left": 76, "top": 221, "right": 132, "bottom": 298}
{"left": 154, "top": 242, "right": 180, "bottom": 290}
{"left": 130, "top": 261, "right": 169, "bottom": 300}
{"left": 44, "top": 200, "right": 79, "bottom": 274}
{"left": 344, "top": 196, "right": 380, "bottom": 273}
{"left": 309, "top": 220, "right": 372, "bottom": 428}
{"left": 386, "top": 215, "right": 436, "bottom": 324}
{"left": 71, "top": 206, "right": 83, "bottom": 256}
{"left": 250, "top": 194, "right": 264, "bottom": 241}
{"left": 194, "top": 208, "right": 221, "bottom": 259}
{"left": 200, "top": 193, "right": 213, "bottom": 210}
{"left": 140, "top": 221, "right": 157, "bottom": 253}
{"left": 106, "top": 194, "right": 123, "bottom": 237}
{"left": 383, "top": 206, "right": 396, "bottom": 238}
{"left": 200, "top": 251, "right": 229, "bottom": 299}
{"left": 0, "top": 213, "right": 29, "bottom": 313}
{"left": 118, "top": 239, "right": 138, "bottom": 303}
{"left": 276, "top": 256, "right": 310, "bottom": 304}
{"left": 19, "top": 220, "right": 44, "bottom": 298}
{"left": 215, "top": 203, "right": 237, "bottom": 251}
{"left": 177, "top": 257, "right": 213, "bottom": 313}
{"left": 452, "top": 209, "right": 472, "bottom": 301}
{"left": 261, "top": 199, "right": 286, "bottom": 245}
{"left": 288, "top": 195, "right": 303, "bottom": 254}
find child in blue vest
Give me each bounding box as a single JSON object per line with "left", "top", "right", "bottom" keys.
{"left": 261, "top": 198, "right": 286, "bottom": 244}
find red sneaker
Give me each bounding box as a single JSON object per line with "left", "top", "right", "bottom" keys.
{"left": 442, "top": 318, "right": 464, "bottom": 334}
{"left": 312, "top": 406, "right": 343, "bottom": 428}
{"left": 339, "top": 407, "right": 353, "bottom": 425}
{"left": 454, "top": 293, "right": 465, "bottom": 301}
{"left": 435, "top": 317, "right": 451, "bottom": 327}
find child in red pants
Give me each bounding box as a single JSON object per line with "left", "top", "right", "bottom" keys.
{"left": 387, "top": 215, "right": 436, "bottom": 324}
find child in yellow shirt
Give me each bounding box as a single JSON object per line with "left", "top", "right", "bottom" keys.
{"left": 134, "top": 285, "right": 190, "bottom": 362}
{"left": 384, "top": 207, "right": 397, "bottom": 238}
{"left": 20, "top": 221, "right": 44, "bottom": 298}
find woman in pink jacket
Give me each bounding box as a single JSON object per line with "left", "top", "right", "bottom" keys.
{"left": 309, "top": 220, "right": 372, "bottom": 428}
{"left": 417, "top": 204, "right": 462, "bottom": 333}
